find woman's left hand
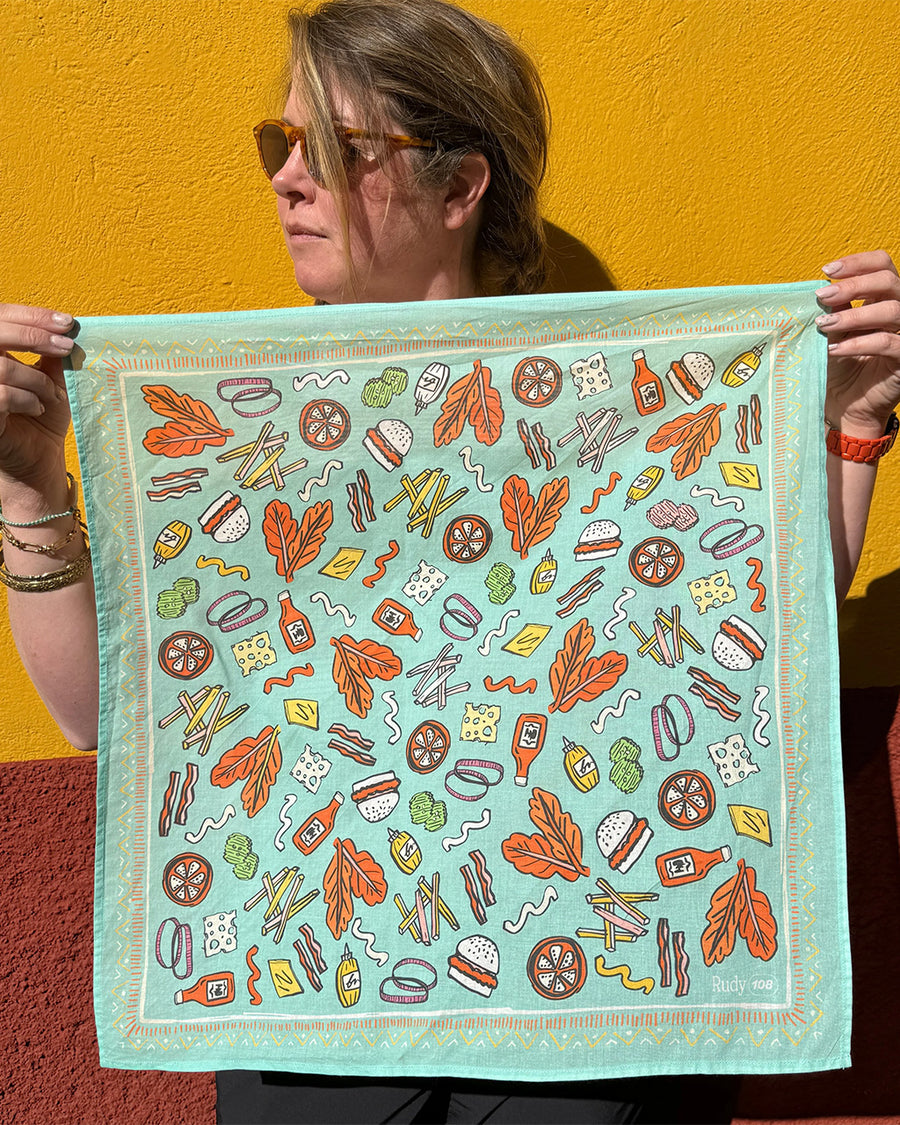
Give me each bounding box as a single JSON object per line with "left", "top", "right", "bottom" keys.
{"left": 817, "top": 249, "right": 900, "bottom": 436}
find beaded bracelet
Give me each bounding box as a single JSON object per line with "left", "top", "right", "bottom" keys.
{"left": 1, "top": 509, "right": 83, "bottom": 555}
{"left": 0, "top": 472, "right": 78, "bottom": 528}
{"left": 0, "top": 541, "right": 92, "bottom": 592}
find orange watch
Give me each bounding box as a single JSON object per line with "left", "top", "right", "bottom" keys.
{"left": 825, "top": 413, "right": 899, "bottom": 463}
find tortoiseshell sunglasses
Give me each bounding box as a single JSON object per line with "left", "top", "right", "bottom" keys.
{"left": 253, "top": 119, "right": 434, "bottom": 185}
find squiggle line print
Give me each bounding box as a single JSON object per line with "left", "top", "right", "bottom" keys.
{"left": 351, "top": 917, "right": 390, "bottom": 966}
{"left": 246, "top": 945, "right": 263, "bottom": 1005}
{"left": 263, "top": 665, "right": 314, "bottom": 693}
{"left": 184, "top": 805, "right": 236, "bottom": 842}
{"left": 483, "top": 675, "right": 537, "bottom": 694}
{"left": 274, "top": 793, "right": 297, "bottom": 852}
{"left": 745, "top": 556, "right": 767, "bottom": 612}
{"left": 441, "top": 808, "right": 492, "bottom": 852}
{"left": 292, "top": 369, "right": 350, "bottom": 392}
{"left": 362, "top": 540, "right": 400, "bottom": 588}
{"left": 381, "top": 690, "right": 402, "bottom": 744}
{"left": 594, "top": 955, "right": 655, "bottom": 994}
{"left": 689, "top": 484, "right": 745, "bottom": 512}
{"left": 477, "top": 609, "right": 520, "bottom": 657}
{"left": 309, "top": 591, "right": 356, "bottom": 627}
{"left": 581, "top": 473, "right": 623, "bottom": 513}
{"left": 458, "top": 446, "right": 493, "bottom": 492}
{"left": 602, "top": 587, "right": 637, "bottom": 640}
{"left": 751, "top": 684, "right": 772, "bottom": 747}
{"left": 297, "top": 459, "right": 343, "bottom": 502}
{"left": 590, "top": 688, "right": 641, "bottom": 734}
{"left": 196, "top": 555, "right": 250, "bottom": 581}
{"left": 503, "top": 885, "right": 558, "bottom": 933}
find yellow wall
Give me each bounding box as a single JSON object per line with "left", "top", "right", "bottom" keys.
{"left": 2, "top": 0, "right": 899, "bottom": 760}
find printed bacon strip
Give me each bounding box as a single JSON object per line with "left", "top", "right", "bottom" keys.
{"left": 657, "top": 917, "right": 672, "bottom": 988}
{"left": 673, "top": 930, "right": 690, "bottom": 996}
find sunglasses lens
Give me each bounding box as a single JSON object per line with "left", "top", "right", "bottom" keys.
{"left": 259, "top": 124, "right": 290, "bottom": 178}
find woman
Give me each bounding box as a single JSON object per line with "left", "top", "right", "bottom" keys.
{"left": 0, "top": 1, "right": 898, "bottom": 1121}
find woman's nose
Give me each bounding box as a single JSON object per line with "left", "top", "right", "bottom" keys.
{"left": 271, "top": 142, "right": 318, "bottom": 197}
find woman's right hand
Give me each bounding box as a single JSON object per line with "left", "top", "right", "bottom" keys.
{"left": 0, "top": 304, "right": 75, "bottom": 492}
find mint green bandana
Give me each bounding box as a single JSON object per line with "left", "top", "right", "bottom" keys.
{"left": 68, "top": 283, "right": 849, "bottom": 1079}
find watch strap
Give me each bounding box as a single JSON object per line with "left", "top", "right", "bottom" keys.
{"left": 825, "top": 412, "right": 899, "bottom": 463}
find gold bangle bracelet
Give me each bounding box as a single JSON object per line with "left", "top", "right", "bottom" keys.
{"left": 0, "top": 542, "right": 92, "bottom": 592}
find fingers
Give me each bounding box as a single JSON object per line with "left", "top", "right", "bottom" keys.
{"left": 822, "top": 250, "right": 898, "bottom": 280}
{"left": 0, "top": 304, "right": 75, "bottom": 357}
{"left": 817, "top": 299, "right": 900, "bottom": 338}
{"left": 0, "top": 353, "right": 66, "bottom": 415}
{"left": 824, "top": 330, "right": 900, "bottom": 361}
{"left": 816, "top": 266, "right": 900, "bottom": 310}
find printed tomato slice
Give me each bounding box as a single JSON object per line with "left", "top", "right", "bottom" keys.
{"left": 406, "top": 720, "right": 450, "bottom": 774}
{"left": 299, "top": 398, "right": 351, "bottom": 450}
{"left": 442, "top": 514, "right": 492, "bottom": 563}
{"left": 628, "top": 536, "right": 684, "bottom": 587}
{"left": 527, "top": 936, "right": 587, "bottom": 1000}
{"left": 511, "top": 355, "right": 563, "bottom": 407}
{"left": 158, "top": 630, "right": 214, "bottom": 680}
{"left": 658, "top": 768, "right": 716, "bottom": 830}
{"left": 163, "top": 852, "right": 212, "bottom": 906}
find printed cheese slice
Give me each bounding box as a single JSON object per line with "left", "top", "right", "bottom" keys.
{"left": 204, "top": 910, "right": 237, "bottom": 956}
{"left": 290, "top": 743, "right": 332, "bottom": 793}
{"left": 402, "top": 560, "right": 448, "bottom": 605}
{"left": 460, "top": 702, "right": 501, "bottom": 743}
{"left": 318, "top": 547, "right": 366, "bottom": 579}
{"left": 283, "top": 699, "right": 319, "bottom": 729}
{"left": 231, "top": 631, "right": 277, "bottom": 676}
{"left": 569, "top": 351, "right": 612, "bottom": 400}
{"left": 718, "top": 462, "right": 761, "bottom": 490}
{"left": 269, "top": 958, "right": 304, "bottom": 997}
{"left": 707, "top": 733, "right": 759, "bottom": 787}
{"left": 727, "top": 803, "right": 773, "bottom": 846}
{"left": 687, "top": 570, "right": 737, "bottom": 614}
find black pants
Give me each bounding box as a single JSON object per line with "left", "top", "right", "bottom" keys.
{"left": 215, "top": 1071, "right": 738, "bottom": 1124}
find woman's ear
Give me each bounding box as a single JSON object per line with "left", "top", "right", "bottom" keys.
{"left": 444, "top": 153, "right": 491, "bottom": 231}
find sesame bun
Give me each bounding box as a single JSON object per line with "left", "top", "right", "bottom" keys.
{"left": 666, "top": 352, "right": 715, "bottom": 404}
{"left": 712, "top": 614, "right": 767, "bottom": 671}
{"left": 596, "top": 810, "right": 653, "bottom": 873}
{"left": 363, "top": 419, "right": 413, "bottom": 471}
{"left": 447, "top": 934, "right": 500, "bottom": 998}
{"left": 574, "top": 519, "right": 622, "bottom": 560}
{"left": 199, "top": 491, "right": 250, "bottom": 543}
{"left": 350, "top": 771, "right": 400, "bottom": 822}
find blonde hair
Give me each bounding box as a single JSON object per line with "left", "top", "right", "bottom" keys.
{"left": 286, "top": 0, "right": 550, "bottom": 296}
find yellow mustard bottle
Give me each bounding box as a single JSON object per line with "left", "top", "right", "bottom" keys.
{"left": 388, "top": 827, "right": 422, "bottom": 874}
{"left": 530, "top": 549, "right": 557, "bottom": 594}
{"left": 721, "top": 342, "right": 765, "bottom": 388}
{"left": 336, "top": 945, "right": 361, "bottom": 1008}
{"left": 562, "top": 736, "right": 599, "bottom": 792}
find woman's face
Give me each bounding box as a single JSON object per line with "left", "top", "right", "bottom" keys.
{"left": 272, "top": 88, "right": 468, "bottom": 305}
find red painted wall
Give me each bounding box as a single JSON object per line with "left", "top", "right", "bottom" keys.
{"left": 2, "top": 686, "right": 899, "bottom": 1123}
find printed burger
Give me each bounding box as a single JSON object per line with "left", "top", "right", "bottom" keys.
{"left": 574, "top": 519, "right": 622, "bottom": 561}
{"left": 350, "top": 771, "right": 400, "bottom": 822}
{"left": 447, "top": 934, "right": 500, "bottom": 998}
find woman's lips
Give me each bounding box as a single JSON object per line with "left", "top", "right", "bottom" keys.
{"left": 285, "top": 226, "right": 326, "bottom": 241}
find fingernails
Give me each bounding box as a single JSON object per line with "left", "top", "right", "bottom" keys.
{"left": 822, "top": 261, "right": 843, "bottom": 277}
{"left": 51, "top": 312, "right": 74, "bottom": 327}
{"left": 815, "top": 285, "right": 839, "bottom": 300}
{"left": 816, "top": 313, "right": 838, "bottom": 327}
{"left": 49, "top": 334, "right": 74, "bottom": 352}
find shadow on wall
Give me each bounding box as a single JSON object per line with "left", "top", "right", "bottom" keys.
{"left": 543, "top": 221, "right": 616, "bottom": 294}
{"left": 840, "top": 566, "right": 900, "bottom": 688}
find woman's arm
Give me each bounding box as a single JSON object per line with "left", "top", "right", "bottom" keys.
{"left": 816, "top": 251, "right": 900, "bottom": 604}
{"left": 0, "top": 304, "right": 100, "bottom": 749}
